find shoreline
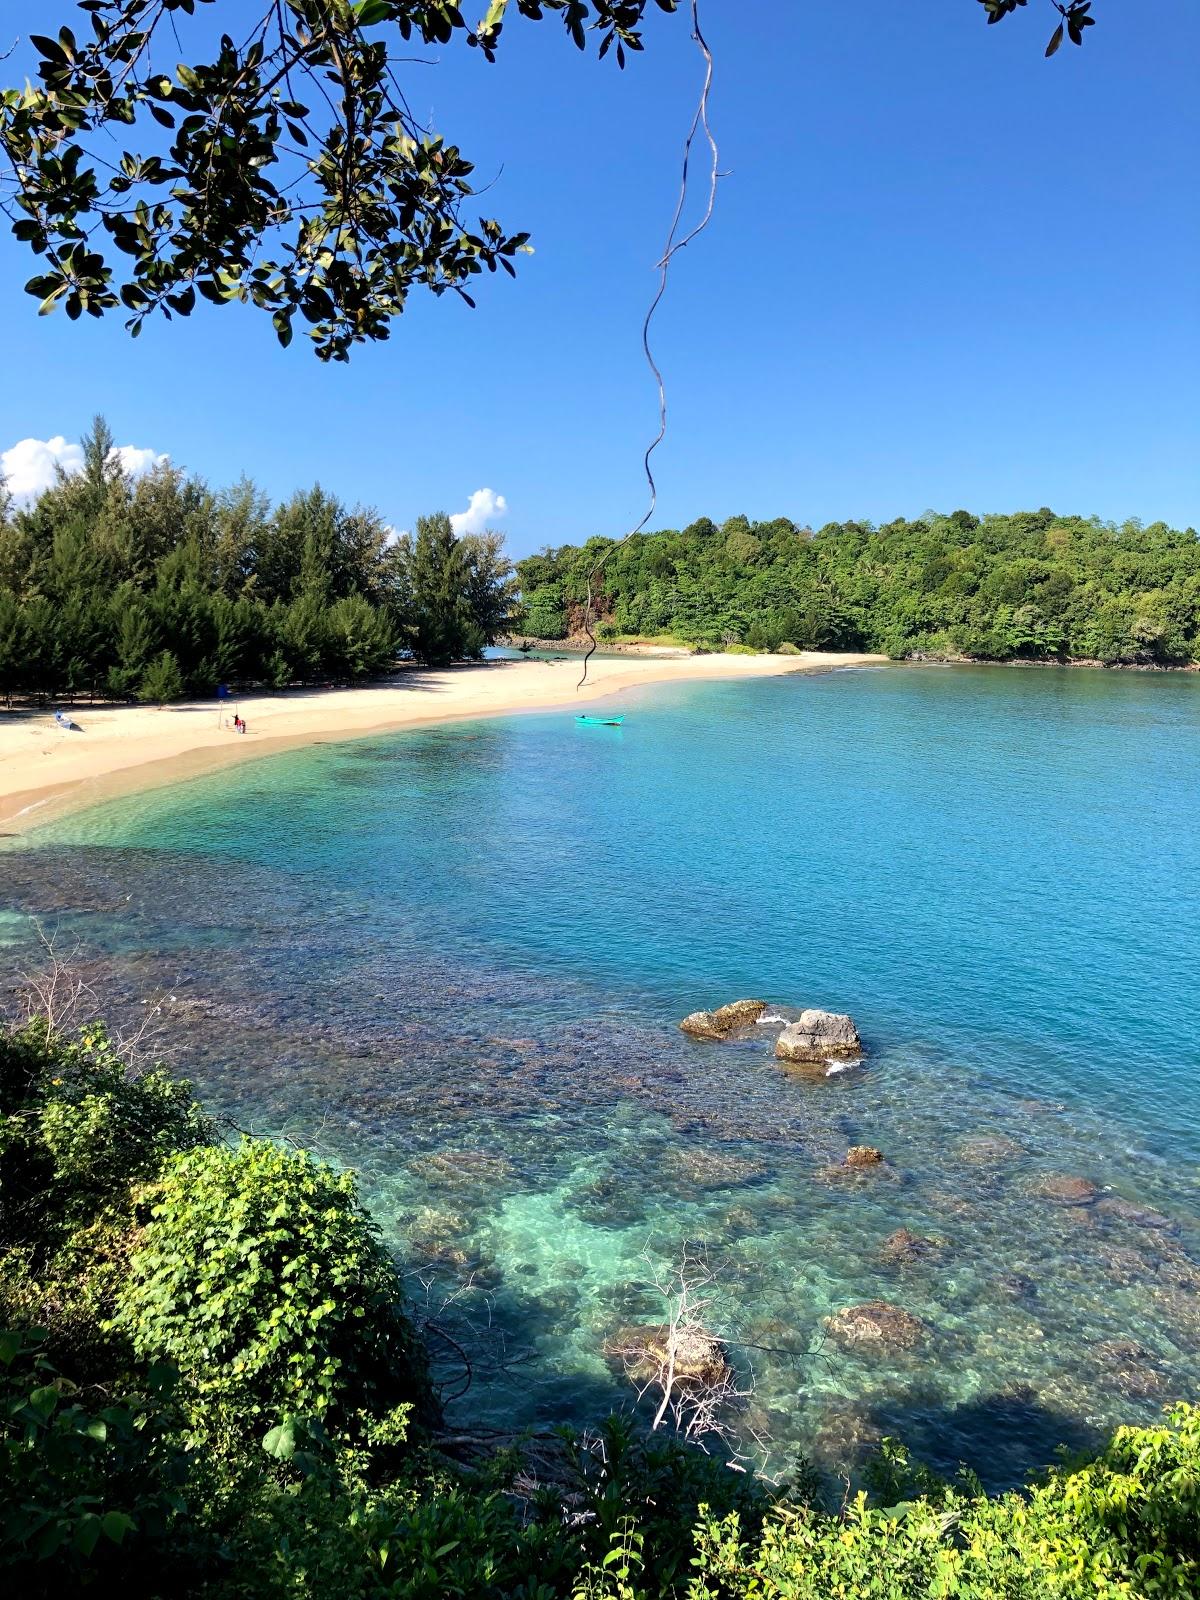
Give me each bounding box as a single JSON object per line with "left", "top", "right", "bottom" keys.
{"left": 0, "top": 651, "right": 886, "bottom": 836}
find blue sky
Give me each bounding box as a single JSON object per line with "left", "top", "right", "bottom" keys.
{"left": 1, "top": 1, "right": 1197, "bottom": 556}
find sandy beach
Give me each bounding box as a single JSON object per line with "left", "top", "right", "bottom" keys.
{"left": 0, "top": 651, "right": 885, "bottom": 834}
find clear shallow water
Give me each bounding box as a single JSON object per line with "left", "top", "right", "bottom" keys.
{"left": 4, "top": 664, "right": 1200, "bottom": 1486}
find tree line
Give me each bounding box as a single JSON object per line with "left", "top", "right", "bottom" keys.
{"left": 0, "top": 418, "right": 519, "bottom": 704}
{"left": 517, "top": 508, "right": 1200, "bottom": 666}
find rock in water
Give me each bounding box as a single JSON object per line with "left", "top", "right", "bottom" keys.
{"left": 825, "top": 1301, "right": 929, "bottom": 1351}
{"left": 845, "top": 1145, "right": 884, "bottom": 1167}
{"left": 879, "top": 1227, "right": 944, "bottom": 1266}
{"left": 1026, "top": 1174, "right": 1098, "bottom": 1207}
{"left": 679, "top": 999, "right": 768, "bottom": 1040}
{"left": 775, "top": 1009, "right": 862, "bottom": 1063}
{"left": 604, "top": 1324, "right": 730, "bottom": 1387}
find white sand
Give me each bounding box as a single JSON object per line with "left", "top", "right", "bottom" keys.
{"left": 0, "top": 651, "right": 886, "bottom": 833}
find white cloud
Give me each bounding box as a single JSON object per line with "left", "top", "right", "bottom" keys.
{"left": 0, "top": 436, "right": 82, "bottom": 503}
{"left": 1, "top": 434, "right": 169, "bottom": 506}
{"left": 450, "top": 487, "right": 507, "bottom": 537}
{"left": 111, "top": 444, "right": 170, "bottom": 479}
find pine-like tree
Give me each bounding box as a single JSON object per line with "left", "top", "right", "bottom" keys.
{"left": 137, "top": 650, "right": 185, "bottom": 706}
{"left": 107, "top": 600, "right": 158, "bottom": 701}
{"left": 408, "top": 514, "right": 478, "bottom": 667}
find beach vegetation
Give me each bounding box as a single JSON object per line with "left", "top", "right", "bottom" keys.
{"left": 0, "top": 419, "right": 519, "bottom": 702}
{"left": 136, "top": 649, "right": 184, "bottom": 706}
{"left": 519, "top": 510, "right": 1200, "bottom": 667}
{"left": 1, "top": 1011, "right": 1198, "bottom": 1597}
{"left": 404, "top": 512, "right": 488, "bottom": 669}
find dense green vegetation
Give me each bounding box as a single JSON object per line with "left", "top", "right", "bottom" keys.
{"left": 0, "top": 419, "right": 518, "bottom": 703}
{"left": 516, "top": 510, "right": 1200, "bottom": 666}
{"left": 2, "top": 1011, "right": 1197, "bottom": 1596}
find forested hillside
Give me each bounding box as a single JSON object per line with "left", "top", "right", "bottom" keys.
{"left": 0, "top": 419, "right": 518, "bottom": 704}
{"left": 516, "top": 510, "right": 1200, "bottom": 665}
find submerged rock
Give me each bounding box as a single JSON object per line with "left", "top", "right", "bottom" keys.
{"left": 1025, "top": 1174, "right": 1098, "bottom": 1207}
{"left": 679, "top": 999, "right": 768, "bottom": 1040}
{"left": 604, "top": 1323, "right": 730, "bottom": 1387}
{"left": 1088, "top": 1339, "right": 1169, "bottom": 1401}
{"left": 989, "top": 1271, "right": 1040, "bottom": 1303}
{"left": 879, "top": 1227, "right": 946, "bottom": 1266}
{"left": 957, "top": 1134, "right": 1024, "bottom": 1165}
{"left": 810, "top": 1402, "right": 884, "bottom": 1468}
{"left": 775, "top": 1010, "right": 862, "bottom": 1064}
{"left": 826, "top": 1300, "right": 929, "bottom": 1352}
{"left": 663, "top": 1146, "right": 767, "bottom": 1190}
{"left": 1095, "top": 1196, "right": 1177, "bottom": 1232}
{"left": 409, "top": 1149, "right": 514, "bottom": 1188}
{"left": 815, "top": 1157, "right": 899, "bottom": 1187}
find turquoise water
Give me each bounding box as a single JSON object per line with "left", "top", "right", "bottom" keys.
{"left": 4, "top": 663, "right": 1199, "bottom": 1485}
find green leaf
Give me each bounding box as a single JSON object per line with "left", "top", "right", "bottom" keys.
{"left": 355, "top": 0, "right": 392, "bottom": 24}
{"left": 74, "top": 1513, "right": 102, "bottom": 1558}
{"left": 28, "top": 1383, "right": 60, "bottom": 1417}
{"left": 1045, "top": 21, "right": 1064, "bottom": 56}
{"left": 102, "top": 1511, "right": 136, "bottom": 1546}
{"left": 262, "top": 1420, "right": 297, "bottom": 1459}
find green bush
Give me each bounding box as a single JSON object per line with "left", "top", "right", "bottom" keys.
{"left": 0, "top": 1020, "right": 214, "bottom": 1254}
{"left": 520, "top": 587, "right": 568, "bottom": 640}
{"left": 0, "top": 1020, "right": 214, "bottom": 1380}
{"left": 687, "top": 1408, "right": 1200, "bottom": 1598}
{"left": 0, "top": 1331, "right": 191, "bottom": 1597}
{"left": 113, "top": 1140, "right": 435, "bottom": 1448}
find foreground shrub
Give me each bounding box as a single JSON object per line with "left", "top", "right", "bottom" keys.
{"left": 0, "top": 1019, "right": 214, "bottom": 1377}
{"left": 0, "top": 1019, "right": 213, "bottom": 1253}
{"left": 687, "top": 1406, "right": 1200, "bottom": 1598}
{"left": 0, "top": 1331, "right": 191, "bottom": 1597}
{"left": 113, "top": 1140, "right": 436, "bottom": 1448}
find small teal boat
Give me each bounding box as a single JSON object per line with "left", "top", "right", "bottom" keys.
{"left": 575, "top": 714, "right": 625, "bottom": 726}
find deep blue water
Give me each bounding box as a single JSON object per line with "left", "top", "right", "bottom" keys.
{"left": 4, "top": 663, "right": 1199, "bottom": 1485}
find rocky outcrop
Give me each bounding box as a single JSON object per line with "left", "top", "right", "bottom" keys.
{"left": 816, "top": 1148, "right": 899, "bottom": 1186}
{"left": 775, "top": 1010, "right": 861, "bottom": 1063}
{"left": 679, "top": 999, "right": 768, "bottom": 1039}
{"left": 845, "top": 1145, "right": 884, "bottom": 1168}
{"left": 825, "top": 1300, "right": 929, "bottom": 1351}
{"left": 604, "top": 1323, "right": 730, "bottom": 1387}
